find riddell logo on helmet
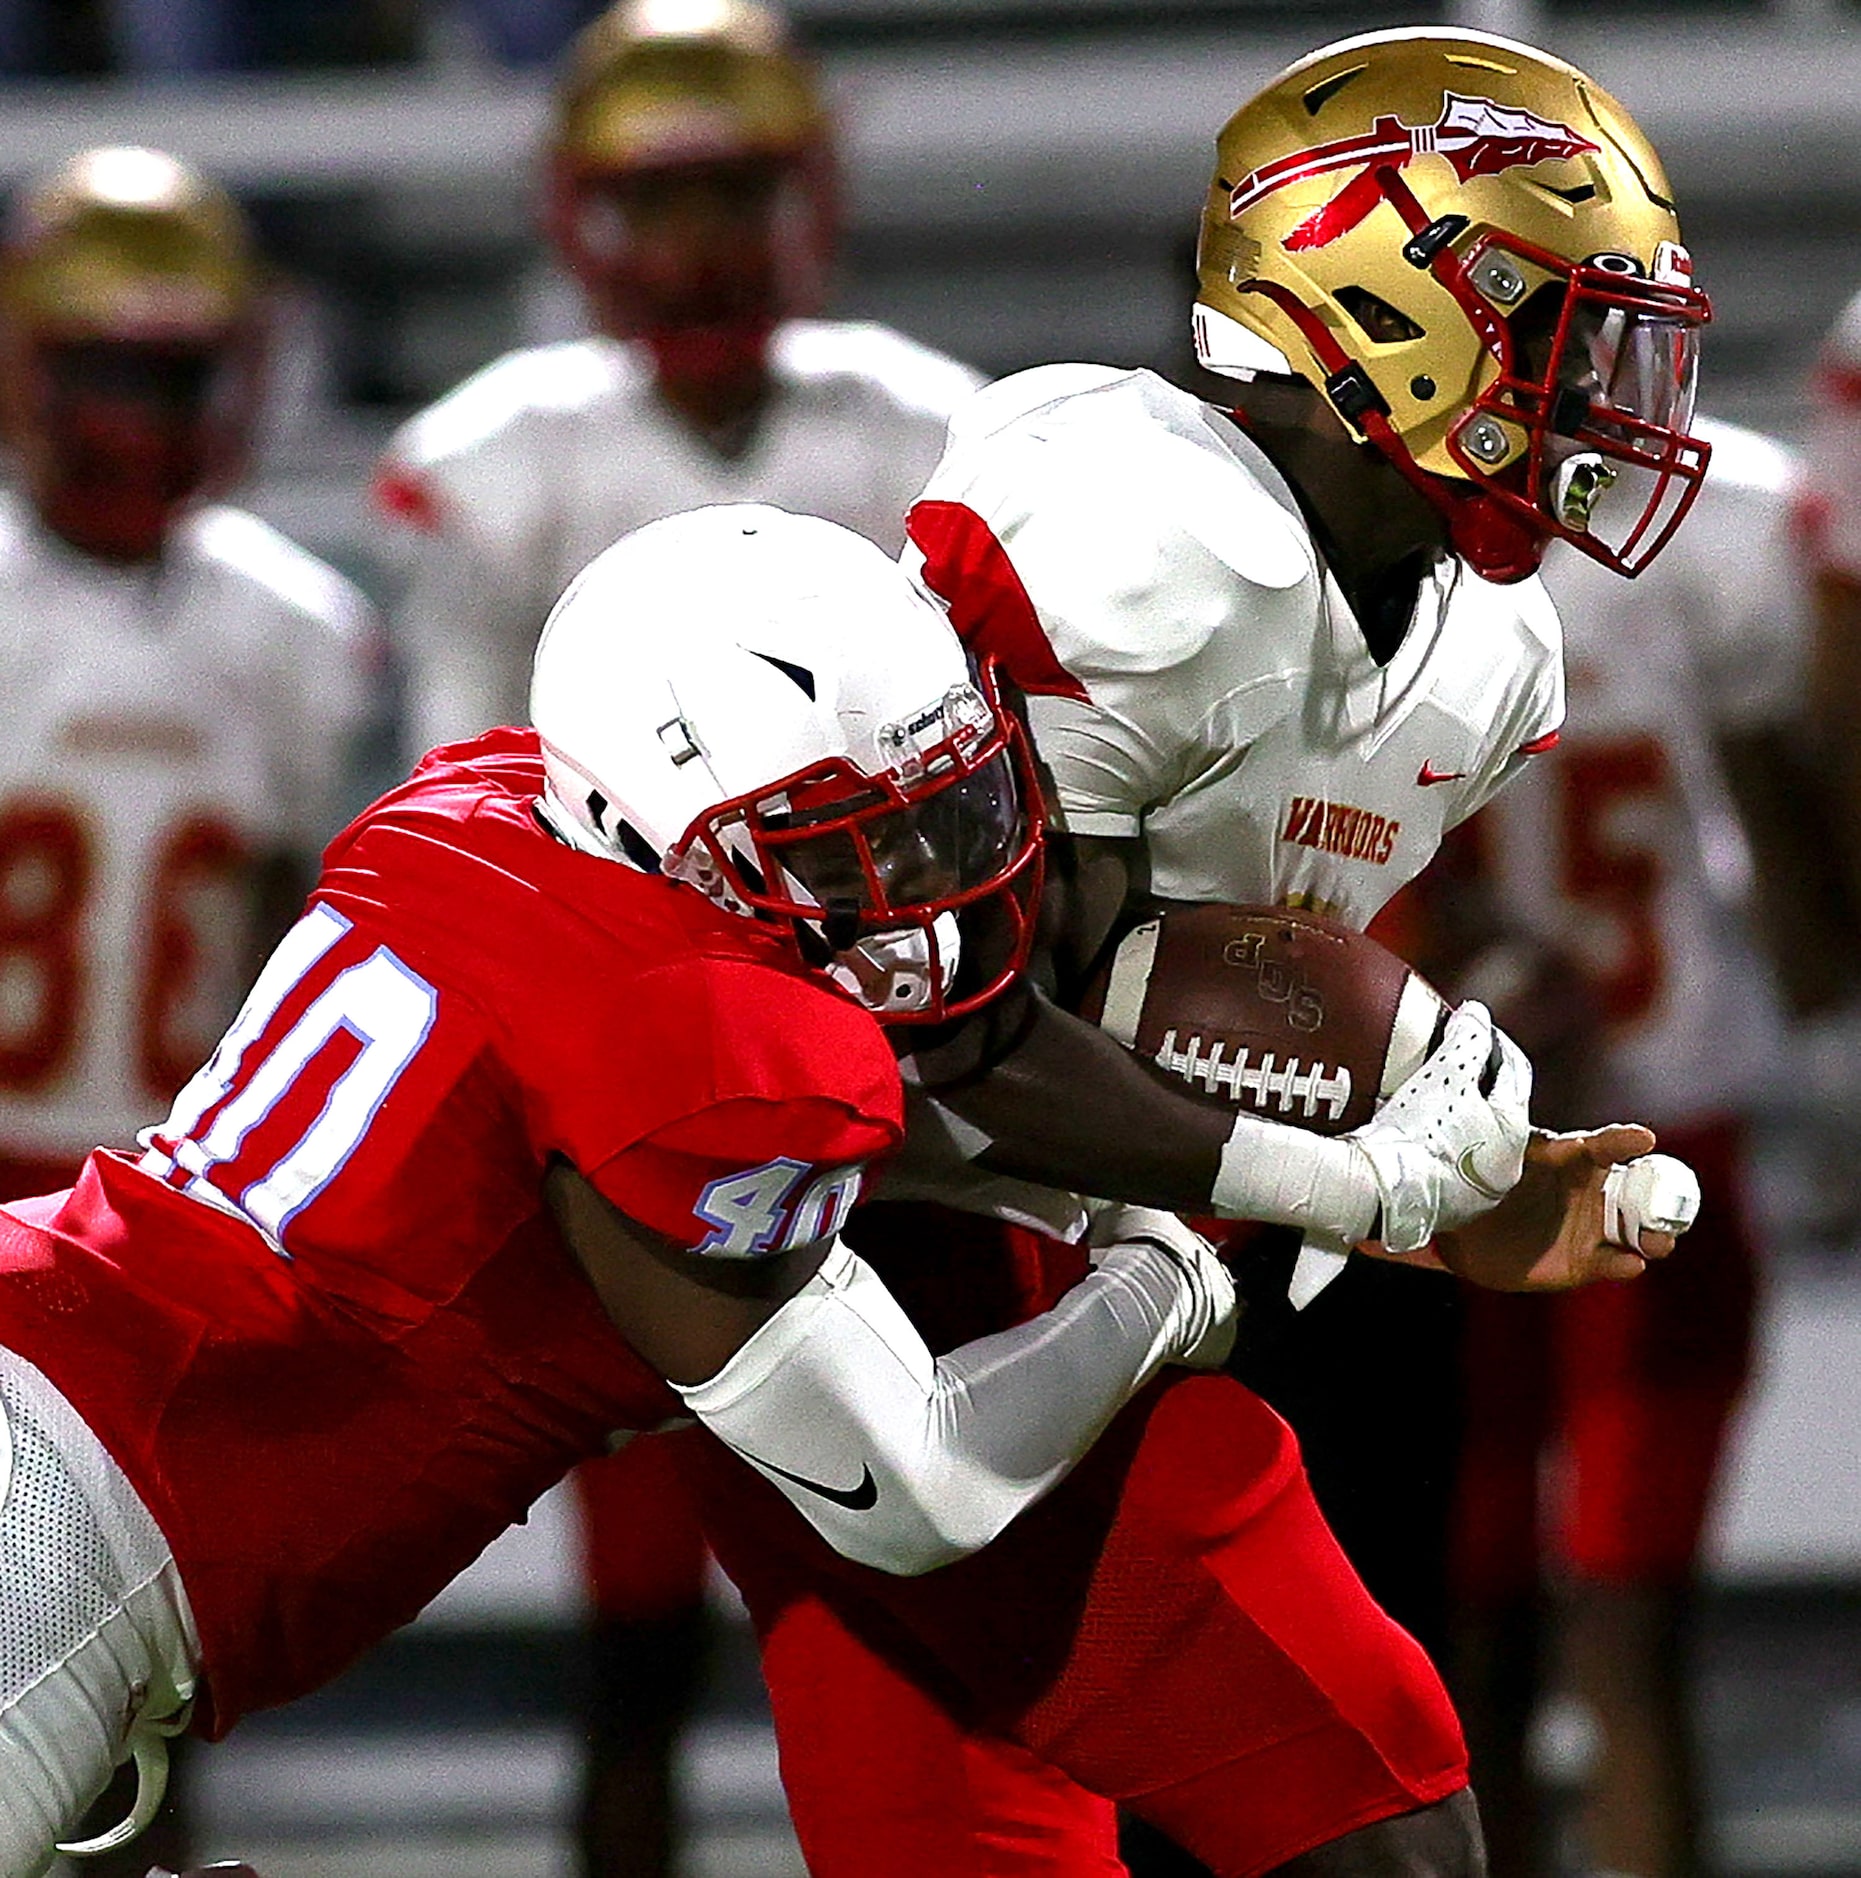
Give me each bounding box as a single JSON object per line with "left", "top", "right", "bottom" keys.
{"left": 1228, "top": 93, "right": 1599, "bottom": 252}
{"left": 1281, "top": 796, "right": 1399, "bottom": 865}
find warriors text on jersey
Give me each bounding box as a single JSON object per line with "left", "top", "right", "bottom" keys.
{"left": 377, "top": 322, "right": 985, "bottom": 750}
{"left": 0, "top": 495, "right": 375, "bottom": 1192}
{"left": 1477, "top": 418, "right": 1803, "bottom": 1124}
{"left": 903, "top": 365, "right": 1564, "bottom": 932}
{"left": 0, "top": 732, "right": 902, "bottom": 1733}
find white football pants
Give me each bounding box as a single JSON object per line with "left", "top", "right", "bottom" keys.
{"left": 0, "top": 1346, "right": 200, "bottom": 1878}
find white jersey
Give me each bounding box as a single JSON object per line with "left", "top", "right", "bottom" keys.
{"left": 1474, "top": 419, "right": 1804, "bottom": 1125}
{"left": 1803, "top": 286, "right": 1861, "bottom": 577}
{"left": 0, "top": 494, "right": 377, "bottom": 1174}
{"left": 905, "top": 365, "right": 1564, "bottom": 933}
{"left": 380, "top": 320, "right": 985, "bottom": 753}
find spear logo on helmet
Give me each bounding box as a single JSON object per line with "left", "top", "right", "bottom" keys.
{"left": 1227, "top": 93, "right": 1599, "bottom": 252}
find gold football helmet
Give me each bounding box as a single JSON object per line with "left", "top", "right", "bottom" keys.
{"left": 546, "top": 0, "right": 835, "bottom": 369}
{"left": 1194, "top": 29, "right": 1711, "bottom": 581}
{"left": 0, "top": 147, "right": 263, "bottom": 562}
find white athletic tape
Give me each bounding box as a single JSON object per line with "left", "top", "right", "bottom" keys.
{"left": 1097, "top": 918, "right": 1161, "bottom": 1049}
{"left": 1289, "top": 1235, "right": 1352, "bottom": 1310}
{"left": 1602, "top": 1153, "right": 1700, "bottom": 1248}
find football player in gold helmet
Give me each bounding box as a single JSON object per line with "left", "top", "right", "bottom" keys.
{"left": 546, "top": 0, "right": 835, "bottom": 444}
{"left": 0, "top": 148, "right": 377, "bottom": 1878}
{"left": 689, "top": 28, "right": 1713, "bottom": 1878}
{"left": 1192, "top": 31, "right": 1711, "bottom": 595}
{"left": 0, "top": 146, "right": 264, "bottom": 565}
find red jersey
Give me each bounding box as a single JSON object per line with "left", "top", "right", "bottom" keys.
{"left": 0, "top": 730, "right": 902, "bottom": 1733}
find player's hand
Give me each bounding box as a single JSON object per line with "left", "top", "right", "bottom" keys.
{"left": 1086, "top": 1203, "right": 1237, "bottom": 1370}
{"left": 1433, "top": 1124, "right": 1697, "bottom": 1291}
{"left": 1346, "top": 1000, "right": 1533, "bottom": 1253}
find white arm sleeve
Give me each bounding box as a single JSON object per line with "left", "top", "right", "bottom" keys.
{"left": 674, "top": 1234, "right": 1209, "bottom": 1575}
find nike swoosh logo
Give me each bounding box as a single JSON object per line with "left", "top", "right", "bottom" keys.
{"left": 1457, "top": 1145, "right": 1509, "bottom": 1201}
{"left": 1417, "top": 761, "right": 1467, "bottom": 787}
{"left": 740, "top": 1451, "right": 879, "bottom": 1510}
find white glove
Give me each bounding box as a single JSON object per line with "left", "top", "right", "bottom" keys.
{"left": 1086, "top": 1204, "right": 1237, "bottom": 1371}
{"left": 1346, "top": 1000, "right": 1532, "bottom": 1254}
{"left": 1602, "top": 1152, "right": 1700, "bottom": 1248}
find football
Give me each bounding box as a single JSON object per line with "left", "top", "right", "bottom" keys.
{"left": 1082, "top": 903, "right": 1447, "bottom": 1136}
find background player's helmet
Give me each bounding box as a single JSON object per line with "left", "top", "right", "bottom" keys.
{"left": 531, "top": 505, "right": 1045, "bottom": 1023}
{"left": 1194, "top": 29, "right": 1712, "bottom": 582}
{"left": 546, "top": 0, "right": 835, "bottom": 386}
{"left": 0, "top": 146, "right": 263, "bottom": 564}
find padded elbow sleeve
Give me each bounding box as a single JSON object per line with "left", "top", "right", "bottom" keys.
{"left": 675, "top": 1235, "right": 1197, "bottom": 1574}
{"left": 674, "top": 1243, "right": 991, "bottom": 1573}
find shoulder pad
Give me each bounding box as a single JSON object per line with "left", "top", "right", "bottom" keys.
{"left": 387, "top": 338, "right": 634, "bottom": 474}
{"left": 942, "top": 362, "right": 1134, "bottom": 450}
{"left": 920, "top": 371, "right": 1314, "bottom": 682}
{"left": 184, "top": 506, "right": 374, "bottom": 639}
{"left": 772, "top": 320, "right": 985, "bottom": 415}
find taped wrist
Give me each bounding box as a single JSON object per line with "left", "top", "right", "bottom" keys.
{"left": 1211, "top": 1112, "right": 1380, "bottom": 1244}
{"left": 675, "top": 1238, "right": 1192, "bottom": 1577}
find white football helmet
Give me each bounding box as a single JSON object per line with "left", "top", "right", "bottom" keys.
{"left": 530, "top": 504, "right": 1045, "bottom": 1021}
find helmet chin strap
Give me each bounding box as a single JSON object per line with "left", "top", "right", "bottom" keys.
{"left": 1433, "top": 485, "right": 1546, "bottom": 585}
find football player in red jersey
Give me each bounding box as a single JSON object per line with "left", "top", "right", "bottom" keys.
{"left": 0, "top": 473, "right": 1682, "bottom": 1877}
{"left": 677, "top": 26, "right": 1714, "bottom": 1878}
{"left": 0, "top": 505, "right": 1260, "bottom": 1874}
{"left": 2, "top": 494, "right": 1636, "bottom": 1878}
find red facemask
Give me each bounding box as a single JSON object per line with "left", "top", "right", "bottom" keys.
{"left": 17, "top": 335, "right": 254, "bottom": 563}
{"left": 551, "top": 150, "right": 834, "bottom": 395}
{"left": 671, "top": 659, "right": 1046, "bottom": 1025}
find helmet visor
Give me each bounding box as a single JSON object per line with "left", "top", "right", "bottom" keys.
{"left": 1538, "top": 291, "right": 1708, "bottom": 571}
{"left": 1563, "top": 298, "right": 1700, "bottom": 439}
{"left": 1469, "top": 256, "right": 1713, "bottom": 577}
{"left": 763, "top": 747, "right": 1024, "bottom": 916}
{"left": 675, "top": 658, "right": 1046, "bottom": 1023}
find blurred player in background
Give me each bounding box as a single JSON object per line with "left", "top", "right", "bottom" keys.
{"left": 683, "top": 28, "right": 1708, "bottom": 1878}
{"left": 375, "top": 0, "right": 981, "bottom": 749}
{"left": 1428, "top": 417, "right": 1852, "bottom": 1878}
{"left": 0, "top": 144, "right": 378, "bottom": 1871}
{"left": 1799, "top": 293, "right": 1861, "bottom": 1019}
{"left": 371, "top": 6, "right": 983, "bottom": 1872}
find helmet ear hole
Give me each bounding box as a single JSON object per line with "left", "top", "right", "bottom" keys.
{"left": 1335, "top": 287, "right": 1426, "bottom": 345}
{"left": 614, "top": 816, "right": 662, "bottom": 873}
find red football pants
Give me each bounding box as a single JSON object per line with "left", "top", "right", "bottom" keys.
{"left": 574, "top": 1427, "right": 710, "bottom": 1623}
{"left": 1454, "top": 1117, "right": 1758, "bottom": 1598}
{"left": 692, "top": 1205, "right": 1468, "bottom": 1878}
